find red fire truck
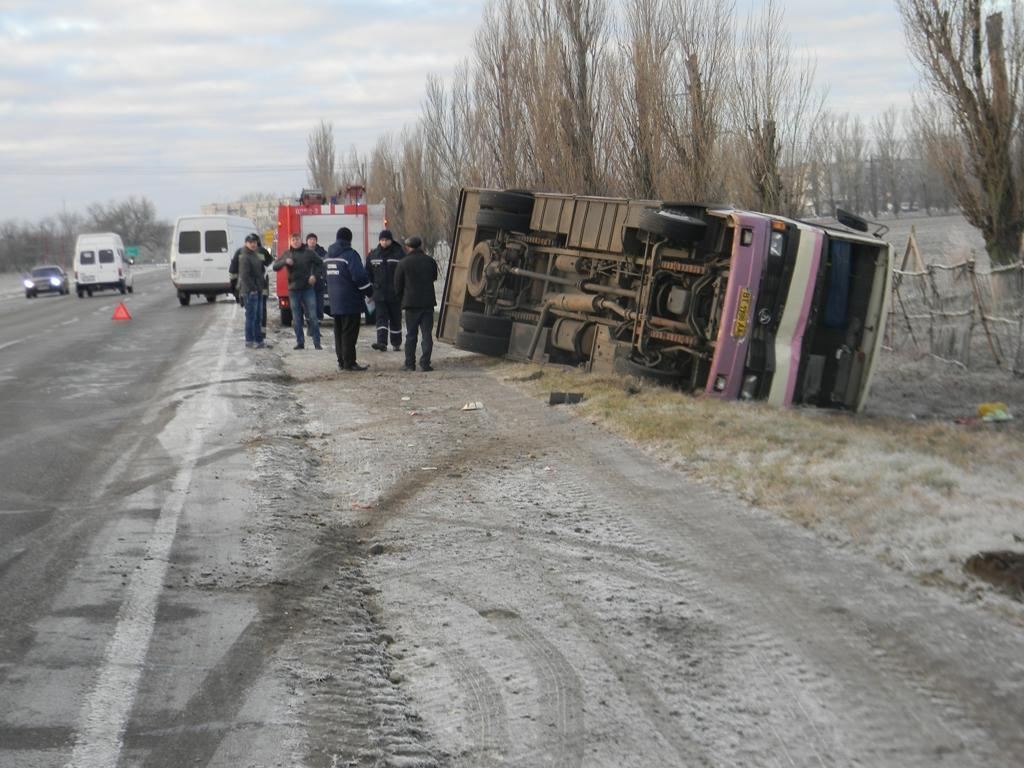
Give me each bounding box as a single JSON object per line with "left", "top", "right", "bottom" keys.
{"left": 274, "top": 185, "right": 386, "bottom": 326}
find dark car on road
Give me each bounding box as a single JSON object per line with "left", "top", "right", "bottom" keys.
{"left": 24, "top": 265, "right": 70, "bottom": 298}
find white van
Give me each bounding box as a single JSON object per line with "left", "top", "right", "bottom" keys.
{"left": 170, "top": 215, "right": 256, "bottom": 305}
{"left": 74, "top": 233, "right": 133, "bottom": 297}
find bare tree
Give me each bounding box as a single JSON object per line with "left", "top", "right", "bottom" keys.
{"left": 338, "top": 144, "right": 369, "bottom": 194}
{"left": 831, "top": 113, "right": 868, "bottom": 213}
{"left": 422, "top": 64, "right": 482, "bottom": 238}
{"left": 731, "top": 0, "right": 824, "bottom": 216}
{"left": 518, "top": 0, "right": 610, "bottom": 193}
{"left": 306, "top": 119, "right": 338, "bottom": 195}
{"left": 873, "top": 106, "right": 905, "bottom": 216}
{"left": 555, "top": 0, "right": 610, "bottom": 193}
{"left": 473, "top": 1, "right": 528, "bottom": 187}
{"left": 400, "top": 125, "right": 445, "bottom": 248}
{"left": 606, "top": 0, "right": 673, "bottom": 198}
{"left": 368, "top": 135, "right": 405, "bottom": 235}
{"left": 86, "top": 196, "right": 168, "bottom": 251}
{"left": 898, "top": 1, "right": 1024, "bottom": 265}
{"left": 519, "top": 2, "right": 566, "bottom": 189}
{"left": 664, "top": 0, "right": 734, "bottom": 202}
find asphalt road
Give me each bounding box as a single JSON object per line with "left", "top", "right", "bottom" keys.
{"left": 0, "top": 270, "right": 294, "bottom": 766}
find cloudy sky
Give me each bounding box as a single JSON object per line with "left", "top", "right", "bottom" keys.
{"left": 0, "top": 0, "right": 919, "bottom": 223}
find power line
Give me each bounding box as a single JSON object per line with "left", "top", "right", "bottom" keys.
{"left": 0, "top": 165, "right": 309, "bottom": 177}
{"left": 0, "top": 162, "right": 368, "bottom": 177}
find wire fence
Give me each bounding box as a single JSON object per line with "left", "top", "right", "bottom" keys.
{"left": 888, "top": 229, "right": 1024, "bottom": 375}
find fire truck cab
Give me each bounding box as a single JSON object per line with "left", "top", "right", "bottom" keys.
{"left": 274, "top": 186, "right": 386, "bottom": 326}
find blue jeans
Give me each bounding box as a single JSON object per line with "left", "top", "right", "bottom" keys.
{"left": 244, "top": 291, "right": 264, "bottom": 343}
{"left": 289, "top": 285, "right": 320, "bottom": 347}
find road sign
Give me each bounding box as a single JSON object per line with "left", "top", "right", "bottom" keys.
{"left": 125, "top": 246, "right": 140, "bottom": 259}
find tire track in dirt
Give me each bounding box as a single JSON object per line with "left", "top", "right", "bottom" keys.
{"left": 291, "top": 348, "right": 1024, "bottom": 767}
{"left": 415, "top": 381, "right": 1012, "bottom": 765}
{"left": 515, "top": 428, "right": 1018, "bottom": 765}
{"left": 441, "top": 646, "right": 512, "bottom": 768}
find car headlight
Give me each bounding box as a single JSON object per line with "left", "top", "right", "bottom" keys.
{"left": 23, "top": 279, "right": 33, "bottom": 288}
{"left": 50, "top": 277, "right": 61, "bottom": 286}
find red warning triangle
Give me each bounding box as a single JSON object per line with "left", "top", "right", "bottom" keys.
{"left": 112, "top": 302, "right": 132, "bottom": 321}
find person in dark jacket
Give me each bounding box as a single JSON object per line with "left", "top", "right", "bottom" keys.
{"left": 306, "top": 233, "right": 328, "bottom": 319}
{"left": 394, "top": 235, "right": 438, "bottom": 372}
{"left": 230, "top": 236, "right": 273, "bottom": 329}
{"left": 237, "top": 234, "right": 270, "bottom": 348}
{"left": 365, "top": 229, "right": 404, "bottom": 352}
{"left": 325, "top": 226, "right": 373, "bottom": 371}
{"left": 273, "top": 232, "right": 324, "bottom": 350}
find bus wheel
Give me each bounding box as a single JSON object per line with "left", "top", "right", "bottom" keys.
{"left": 458, "top": 311, "right": 513, "bottom": 338}
{"left": 638, "top": 208, "right": 706, "bottom": 246}
{"left": 455, "top": 329, "right": 510, "bottom": 357}
{"left": 178, "top": 292, "right": 191, "bottom": 306}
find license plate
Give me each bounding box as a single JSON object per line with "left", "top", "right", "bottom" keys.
{"left": 80, "top": 275, "right": 95, "bottom": 283}
{"left": 180, "top": 270, "right": 200, "bottom": 278}
{"left": 732, "top": 287, "right": 752, "bottom": 338}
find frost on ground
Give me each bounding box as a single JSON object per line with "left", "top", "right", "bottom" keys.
{"left": 269, "top": 324, "right": 1024, "bottom": 767}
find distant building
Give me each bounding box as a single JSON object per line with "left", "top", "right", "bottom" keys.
{"left": 200, "top": 198, "right": 290, "bottom": 234}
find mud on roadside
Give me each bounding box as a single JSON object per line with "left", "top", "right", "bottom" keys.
{"left": 237, "top": 348, "right": 443, "bottom": 767}
{"left": 272, "top": 326, "right": 1024, "bottom": 766}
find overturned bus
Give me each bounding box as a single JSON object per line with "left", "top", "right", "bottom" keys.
{"left": 438, "top": 189, "right": 892, "bottom": 412}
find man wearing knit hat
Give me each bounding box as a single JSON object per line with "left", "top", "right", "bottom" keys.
{"left": 365, "top": 229, "right": 405, "bottom": 352}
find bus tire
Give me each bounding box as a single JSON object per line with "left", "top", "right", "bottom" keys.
{"left": 479, "top": 190, "right": 534, "bottom": 216}
{"left": 458, "top": 311, "right": 513, "bottom": 338}
{"left": 475, "top": 209, "right": 531, "bottom": 233}
{"left": 638, "top": 208, "right": 706, "bottom": 245}
{"left": 455, "top": 329, "right": 510, "bottom": 357}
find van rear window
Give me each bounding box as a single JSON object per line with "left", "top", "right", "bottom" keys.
{"left": 205, "top": 230, "right": 228, "bottom": 253}
{"left": 79, "top": 251, "right": 95, "bottom": 265}
{"left": 99, "top": 249, "right": 114, "bottom": 264}
{"left": 178, "top": 231, "right": 201, "bottom": 254}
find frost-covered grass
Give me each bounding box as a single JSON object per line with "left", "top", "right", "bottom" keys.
{"left": 502, "top": 362, "right": 1024, "bottom": 603}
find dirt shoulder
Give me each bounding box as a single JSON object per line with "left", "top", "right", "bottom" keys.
{"left": 271, "top": 328, "right": 1024, "bottom": 766}
{"left": 499, "top": 349, "right": 1024, "bottom": 613}
{"left": 278, "top": 325, "right": 1024, "bottom": 615}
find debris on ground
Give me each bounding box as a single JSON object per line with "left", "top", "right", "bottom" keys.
{"left": 462, "top": 401, "right": 484, "bottom": 411}
{"left": 977, "top": 401, "right": 1013, "bottom": 422}
{"left": 507, "top": 370, "right": 544, "bottom": 382}
{"left": 548, "top": 391, "right": 584, "bottom": 405}
{"left": 964, "top": 551, "right": 1024, "bottom": 600}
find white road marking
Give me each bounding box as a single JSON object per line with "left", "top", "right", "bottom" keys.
{"left": 0, "top": 338, "right": 26, "bottom": 351}
{"left": 58, "top": 318, "right": 79, "bottom": 327}
{"left": 66, "top": 305, "right": 236, "bottom": 767}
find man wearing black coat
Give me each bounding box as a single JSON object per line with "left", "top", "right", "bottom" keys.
{"left": 365, "top": 229, "right": 405, "bottom": 352}
{"left": 326, "top": 226, "right": 373, "bottom": 371}
{"left": 273, "top": 232, "right": 324, "bottom": 350}
{"left": 394, "top": 235, "right": 438, "bottom": 372}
